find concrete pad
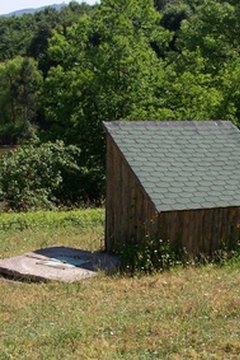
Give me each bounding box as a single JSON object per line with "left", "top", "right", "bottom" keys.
{"left": 0, "top": 246, "right": 120, "bottom": 283}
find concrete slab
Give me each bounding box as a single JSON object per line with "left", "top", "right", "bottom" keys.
{"left": 0, "top": 246, "right": 120, "bottom": 283}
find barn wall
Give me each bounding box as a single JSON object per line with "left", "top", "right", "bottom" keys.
{"left": 159, "top": 207, "right": 240, "bottom": 256}
{"left": 105, "top": 134, "right": 158, "bottom": 252}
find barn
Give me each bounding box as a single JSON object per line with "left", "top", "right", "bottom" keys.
{"left": 103, "top": 120, "right": 240, "bottom": 256}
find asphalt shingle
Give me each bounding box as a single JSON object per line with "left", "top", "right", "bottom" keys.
{"left": 103, "top": 121, "right": 240, "bottom": 212}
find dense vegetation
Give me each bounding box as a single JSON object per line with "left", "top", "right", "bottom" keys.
{"left": 0, "top": 0, "right": 240, "bottom": 209}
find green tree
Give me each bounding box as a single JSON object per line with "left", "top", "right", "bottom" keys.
{"left": 43, "top": 0, "right": 172, "bottom": 166}
{"left": 0, "top": 57, "right": 43, "bottom": 144}
{"left": 216, "top": 56, "right": 240, "bottom": 125}
{"left": 176, "top": 0, "right": 239, "bottom": 73}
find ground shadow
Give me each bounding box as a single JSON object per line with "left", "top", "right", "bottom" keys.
{"left": 34, "top": 246, "right": 120, "bottom": 272}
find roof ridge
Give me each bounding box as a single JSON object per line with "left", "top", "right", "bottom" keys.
{"left": 103, "top": 120, "right": 237, "bottom": 130}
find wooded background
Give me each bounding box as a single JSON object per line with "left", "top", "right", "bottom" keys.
{"left": 0, "top": 0, "right": 240, "bottom": 210}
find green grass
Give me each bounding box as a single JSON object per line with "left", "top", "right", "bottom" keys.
{"left": 0, "top": 209, "right": 104, "bottom": 257}
{"left": 0, "top": 208, "right": 104, "bottom": 232}
{"left": 0, "top": 209, "right": 240, "bottom": 359}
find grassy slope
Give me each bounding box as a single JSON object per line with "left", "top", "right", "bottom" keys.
{"left": 0, "top": 209, "right": 240, "bottom": 360}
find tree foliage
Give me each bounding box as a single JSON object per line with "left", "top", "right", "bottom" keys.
{"left": 0, "top": 57, "right": 43, "bottom": 144}
{"left": 0, "top": 0, "right": 240, "bottom": 206}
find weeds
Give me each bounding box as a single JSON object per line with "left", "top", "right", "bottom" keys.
{"left": 117, "top": 238, "right": 183, "bottom": 274}
{"left": 117, "top": 237, "right": 240, "bottom": 275}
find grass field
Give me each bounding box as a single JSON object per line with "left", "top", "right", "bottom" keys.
{"left": 0, "top": 209, "right": 240, "bottom": 359}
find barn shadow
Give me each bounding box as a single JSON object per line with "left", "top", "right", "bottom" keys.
{"left": 0, "top": 246, "right": 120, "bottom": 283}
{"left": 34, "top": 246, "right": 120, "bottom": 272}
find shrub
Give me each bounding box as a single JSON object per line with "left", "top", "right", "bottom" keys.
{"left": 0, "top": 141, "right": 81, "bottom": 211}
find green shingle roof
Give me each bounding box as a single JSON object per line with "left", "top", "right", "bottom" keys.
{"left": 104, "top": 121, "right": 240, "bottom": 212}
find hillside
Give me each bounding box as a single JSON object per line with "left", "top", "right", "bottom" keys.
{"left": 2, "top": 3, "right": 66, "bottom": 17}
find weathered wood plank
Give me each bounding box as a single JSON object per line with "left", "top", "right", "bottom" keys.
{"left": 105, "top": 135, "right": 158, "bottom": 251}
{"left": 159, "top": 207, "right": 240, "bottom": 256}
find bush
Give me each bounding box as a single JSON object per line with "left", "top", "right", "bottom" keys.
{"left": 0, "top": 121, "right": 38, "bottom": 145}
{"left": 0, "top": 141, "right": 82, "bottom": 211}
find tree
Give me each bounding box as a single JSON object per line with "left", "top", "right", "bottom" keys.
{"left": 0, "top": 57, "right": 43, "bottom": 144}
{"left": 27, "top": 24, "right": 53, "bottom": 76}
{"left": 216, "top": 56, "right": 240, "bottom": 125}
{"left": 176, "top": 0, "right": 239, "bottom": 73}
{"left": 43, "top": 0, "right": 172, "bottom": 164}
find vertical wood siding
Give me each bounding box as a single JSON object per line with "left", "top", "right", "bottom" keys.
{"left": 105, "top": 135, "right": 158, "bottom": 252}
{"left": 159, "top": 207, "right": 240, "bottom": 255}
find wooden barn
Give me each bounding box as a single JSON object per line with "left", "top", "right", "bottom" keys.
{"left": 103, "top": 121, "right": 240, "bottom": 256}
